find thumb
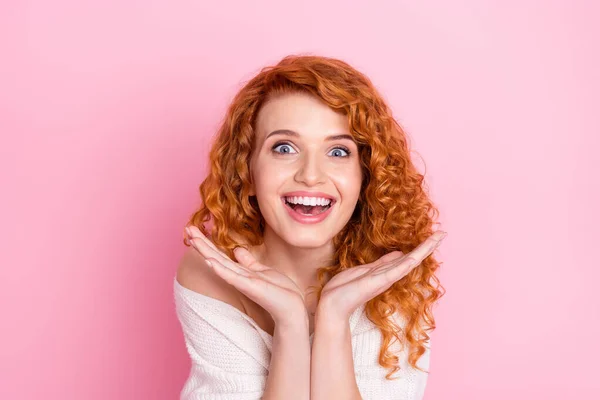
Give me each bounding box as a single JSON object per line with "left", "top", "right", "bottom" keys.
{"left": 233, "top": 247, "right": 263, "bottom": 271}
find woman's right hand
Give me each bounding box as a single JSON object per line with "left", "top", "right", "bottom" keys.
{"left": 185, "top": 226, "right": 308, "bottom": 327}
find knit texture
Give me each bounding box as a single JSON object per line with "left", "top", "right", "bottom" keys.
{"left": 174, "top": 277, "right": 430, "bottom": 400}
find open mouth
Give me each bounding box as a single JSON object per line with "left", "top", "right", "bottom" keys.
{"left": 282, "top": 197, "right": 335, "bottom": 216}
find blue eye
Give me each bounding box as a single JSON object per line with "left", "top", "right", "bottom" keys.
{"left": 329, "top": 147, "right": 351, "bottom": 157}
{"left": 272, "top": 143, "right": 295, "bottom": 154}
{"left": 271, "top": 142, "right": 352, "bottom": 158}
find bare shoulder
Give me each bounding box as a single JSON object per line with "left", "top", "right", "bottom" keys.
{"left": 176, "top": 246, "right": 246, "bottom": 314}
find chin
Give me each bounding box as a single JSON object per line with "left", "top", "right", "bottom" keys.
{"left": 278, "top": 230, "right": 337, "bottom": 249}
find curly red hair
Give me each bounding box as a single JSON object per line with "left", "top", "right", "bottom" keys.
{"left": 184, "top": 54, "right": 445, "bottom": 379}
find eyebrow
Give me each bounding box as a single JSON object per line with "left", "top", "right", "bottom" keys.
{"left": 265, "top": 129, "right": 355, "bottom": 142}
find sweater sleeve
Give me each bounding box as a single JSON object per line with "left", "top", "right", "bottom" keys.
{"left": 174, "top": 277, "right": 432, "bottom": 400}
{"left": 174, "top": 278, "right": 272, "bottom": 400}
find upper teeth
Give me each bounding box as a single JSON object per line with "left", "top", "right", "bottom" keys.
{"left": 284, "top": 196, "right": 332, "bottom": 206}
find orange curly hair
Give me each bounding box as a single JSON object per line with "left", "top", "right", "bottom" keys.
{"left": 184, "top": 54, "right": 445, "bottom": 379}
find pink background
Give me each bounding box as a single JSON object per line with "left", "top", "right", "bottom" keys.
{"left": 2, "top": 1, "right": 599, "bottom": 399}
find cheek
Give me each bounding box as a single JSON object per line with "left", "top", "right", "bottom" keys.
{"left": 333, "top": 166, "right": 363, "bottom": 190}
{"left": 253, "top": 162, "right": 290, "bottom": 190}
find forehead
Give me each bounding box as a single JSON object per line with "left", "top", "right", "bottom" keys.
{"left": 255, "top": 92, "right": 349, "bottom": 140}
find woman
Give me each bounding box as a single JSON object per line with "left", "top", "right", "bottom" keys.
{"left": 174, "top": 54, "right": 446, "bottom": 400}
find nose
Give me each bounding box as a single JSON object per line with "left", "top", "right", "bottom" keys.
{"left": 294, "top": 152, "right": 327, "bottom": 186}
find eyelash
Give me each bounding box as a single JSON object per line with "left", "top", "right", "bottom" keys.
{"left": 271, "top": 141, "right": 352, "bottom": 158}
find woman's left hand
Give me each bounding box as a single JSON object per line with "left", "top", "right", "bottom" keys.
{"left": 317, "top": 231, "right": 447, "bottom": 323}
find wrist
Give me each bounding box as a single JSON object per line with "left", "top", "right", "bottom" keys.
{"left": 274, "top": 318, "right": 310, "bottom": 341}
{"left": 274, "top": 304, "right": 309, "bottom": 331}
{"left": 315, "top": 302, "right": 350, "bottom": 333}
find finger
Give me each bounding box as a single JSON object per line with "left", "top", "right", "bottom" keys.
{"left": 187, "top": 232, "right": 227, "bottom": 263}
{"left": 186, "top": 226, "right": 237, "bottom": 267}
{"left": 370, "top": 232, "right": 446, "bottom": 285}
{"left": 404, "top": 231, "right": 446, "bottom": 264}
{"left": 321, "top": 250, "right": 406, "bottom": 294}
{"left": 373, "top": 250, "right": 405, "bottom": 268}
{"left": 372, "top": 256, "right": 419, "bottom": 281}
{"left": 207, "top": 258, "right": 252, "bottom": 277}
{"left": 338, "top": 250, "right": 405, "bottom": 284}
{"left": 232, "top": 249, "right": 298, "bottom": 291}
{"left": 186, "top": 226, "right": 228, "bottom": 259}
{"left": 373, "top": 231, "right": 446, "bottom": 276}
{"left": 186, "top": 227, "right": 253, "bottom": 276}
{"left": 209, "top": 259, "right": 276, "bottom": 306}
{"left": 233, "top": 247, "right": 269, "bottom": 272}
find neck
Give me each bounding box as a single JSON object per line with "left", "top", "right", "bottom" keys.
{"left": 252, "top": 225, "right": 335, "bottom": 301}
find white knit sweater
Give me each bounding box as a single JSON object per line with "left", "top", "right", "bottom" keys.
{"left": 174, "top": 277, "right": 431, "bottom": 400}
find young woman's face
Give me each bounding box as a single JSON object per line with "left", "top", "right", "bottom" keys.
{"left": 249, "top": 92, "right": 363, "bottom": 248}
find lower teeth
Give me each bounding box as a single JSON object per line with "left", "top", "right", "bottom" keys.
{"left": 287, "top": 202, "right": 331, "bottom": 216}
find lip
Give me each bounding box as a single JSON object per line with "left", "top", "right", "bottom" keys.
{"left": 280, "top": 197, "right": 335, "bottom": 224}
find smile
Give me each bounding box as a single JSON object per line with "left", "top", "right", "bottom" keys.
{"left": 280, "top": 197, "right": 336, "bottom": 224}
